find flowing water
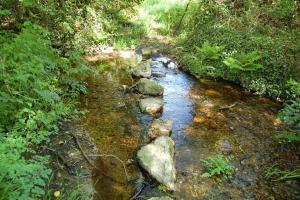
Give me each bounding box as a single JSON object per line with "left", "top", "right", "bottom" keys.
{"left": 78, "top": 53, "right": 299, "bottom": 200}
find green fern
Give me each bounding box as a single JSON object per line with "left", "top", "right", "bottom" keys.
{"left": 223, "top": 51, "right": 263, "bottom": 71}
{"left": 196, "top": 41, "right": 225, "bottom": 60}
{"left": 201, "top": 155, "right": 234, "bottom": 180}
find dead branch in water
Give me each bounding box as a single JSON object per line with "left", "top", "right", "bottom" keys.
{"left": 218, "top": 102, "right": 238, "bottom": 111}
{"left": 88, "top": 154, "right": 130, "bottom": 182}
{"left": 72, "top": 134, "right": 130, "bottom": 183}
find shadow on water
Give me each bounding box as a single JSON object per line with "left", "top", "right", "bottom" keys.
{"left": 78, "top": 53, "right": 299, "bottom": 200}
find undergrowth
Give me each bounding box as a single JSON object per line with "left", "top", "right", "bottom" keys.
{"left": 0, "top": 22, "right": 88, "bottom": 200}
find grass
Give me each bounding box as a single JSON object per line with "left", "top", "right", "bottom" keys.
{"left": 265, "top": 166, "right": 300, "bottom": 181}
{"left": 273, "top": 130, "right": 300, "bottom": 143}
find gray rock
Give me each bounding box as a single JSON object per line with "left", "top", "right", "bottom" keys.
{"left": 136, "top": 78, "right": 164, "bottom": 96}
{"left": 215, "top": 139, "right": 233, "bottom": 155}
{"left": 132, "top": 61, "right": 152, "bottom": 78}
{"left": 150, "top": 60, "right": 165, "bottom": 68}
{"left": 139, "top": 98, "right": 163, "bottom": 115}
{"left": 137, "top": 136, "right": 176, "bottom": 191}
{"left": 148, "top": 197, "right": 173, "bottom": 200}
{"left": 167, "top": 62, "right": 178, "bottom": 69}
{"left": 155, "top": 57, "right": 171, "bottom": 65}
{"left": 148, "top": 119, "right": 173, "bottom": 140}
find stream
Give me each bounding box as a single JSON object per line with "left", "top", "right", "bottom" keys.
{"left": 78, "top": 51, "right": 299, "bottom": 200}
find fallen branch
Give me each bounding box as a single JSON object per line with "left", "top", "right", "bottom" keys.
{"left": 72, "top": 134, "right": 96, "bottom": 168}
{"left": 126, "top": 82, "right": 138, "bottom": 93}
{"left": 218, "top": 102, "right": 238, "bottom": 111}
{"left": 88, "top": 154, "right": 130, "bottom": 182}
{"left": 72, "top": 134, "right": 128, "bottom": 184}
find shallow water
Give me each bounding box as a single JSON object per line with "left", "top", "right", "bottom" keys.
{"left": 78, "top": 54, "right": 299, "bottom": 200}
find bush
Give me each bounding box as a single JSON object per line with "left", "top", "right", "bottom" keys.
{"left": 0, "top": 22, "right": 88, "bottom": 199}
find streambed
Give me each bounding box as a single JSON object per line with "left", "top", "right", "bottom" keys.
{"left": 77, "top": 51, "right": 299, "bottom": 200}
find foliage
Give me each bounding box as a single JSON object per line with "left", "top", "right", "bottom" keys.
{"left": 223, "top": 51, "right": 263, "bottom": 72}
{"left": 273, "top": 130, "right": 300, "bottom": 143}
{"left": 265, "top": 165, "right": 300, "bottom": 181}
{"left": 285, "top": 79, "right": 300, "bottom": 99}
{"left": 196, "top": 41, "right": 225, "bottom": 60}
{"left": 278, "top": 100, "right": 300, "bottom": 127}
{"left": 0, "top": 23, "right": 88, "bottom": 199}
{"left": 139, "top": 0, "right": 298, "bottom": 98}
{"left": 201, "top": 155, "right": 234, "bottom": 180}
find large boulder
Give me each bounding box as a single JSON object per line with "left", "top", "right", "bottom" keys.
{"left": 132, "top": 61, "right": 152, "bottom": 78}
{"left": 148, "top": 119, "right": 173, "bottom": 140}
{"left": 136, "top": 78, "right": 164, "bottom": 96}
{"left": 137, "top": 136, "right": 176, "bottom": 191}
{"left": 139, "top": 98, "right": 163, "bottom": 115}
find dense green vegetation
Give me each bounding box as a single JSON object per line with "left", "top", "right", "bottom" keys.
{"left": 0, "top": 0, "right": 141, "bottom": 199}
{"left": 1, "top": 0, "right": 299, "bottom": 199}
{"left": 138, "top": 0, "right": 300, "bottom": 126}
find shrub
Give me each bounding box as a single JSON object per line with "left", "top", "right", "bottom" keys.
{"left": 0, "top": 22, "right": 88, "bottom": 199}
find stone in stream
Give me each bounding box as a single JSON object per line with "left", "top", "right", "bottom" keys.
{"left": 137, "top": 136, "right": 176, "bottom": 191}
{"left": 132, "top": 60, "right": 152, "bottom": 78}
{"left": 148, "top": 119, "right": 173, "bottom": 140}
{"left": 152, "top": 71, "right": 166, "bottom": 77}
{"left": 139, "top": 98, "right": 163, "bottom": 115}
{"left": 136, "top": 78, "right": 164, "bottom": 96}
{"left": 155, "top": 57, "right": 171, "bottom": 65}
{"left": 150, "top": 60, "right": 165, "bottom": 68}
{"left": 215, "top": 139, "right": 233, "bottom": 155}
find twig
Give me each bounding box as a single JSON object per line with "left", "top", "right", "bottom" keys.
{"left": 126, "top": 82, "right": 138, "bottom": 93}
{"left": 72, "top": 134, "right": 127, "bottom": 184}
{"left": 129, "top": 184, "right": 146, "bottom": 200}
{"left": 72, "top": 134, "right": 96, "bottom": 168}
{"left": 218, "top": 102, "right": 238, "bottom": 111}
{"left": 173, "top": 0, "right": 192, "bottom": 35}
{"left": 88, "top": 154, "right": 130, "bottom": 182}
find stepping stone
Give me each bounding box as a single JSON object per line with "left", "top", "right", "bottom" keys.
{"left": 139, "top": 98, "right": 163, "bottom": 115}
{"left": 137, "top": 136, "right": 176, "bottom": 191}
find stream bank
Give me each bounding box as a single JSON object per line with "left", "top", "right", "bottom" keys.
{"left": 52, "top": 47, "right": 299, "bottom": 200}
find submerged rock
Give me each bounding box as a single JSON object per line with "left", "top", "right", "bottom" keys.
{"left": 148, "top": 119, "right": 173, "bottom": 140}
{"left": 132, "top": 61, "right": 152, "bottom": 78}
{"left": 136, "top": 78, "right": 164, "bottom": 96}
{"left": 139, "top": 98, "right": 163, "bottom": 115}
{"left": 215, "top": 139, "right": 233, "bottom": 155}
{"left": 152, "top": 71, "right": 166, "bottom": 77}
{"left": 150, "top": 60, "right": 165, "bottom": 68}
{"left": 137, "top": 136, "right": 176, "bottom": 191}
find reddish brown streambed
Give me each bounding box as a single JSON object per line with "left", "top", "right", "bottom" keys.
{"left": 77, "top": 53, "right": 299, "bottom": 200}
